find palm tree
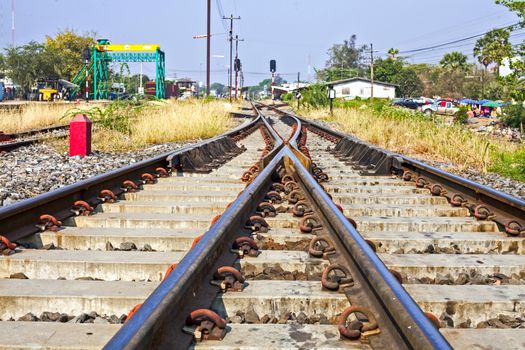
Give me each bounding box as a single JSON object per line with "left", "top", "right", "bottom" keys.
{"left": 388, "top": 48, "right": 399, "bottom": 60}
{"left": 474, "top": 28, "right": 513, "bottom": 73}
{"left": 440, "top": 52, "right": 469, "bottom": 72}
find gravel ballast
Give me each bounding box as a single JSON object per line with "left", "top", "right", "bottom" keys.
{"left": 312, "top": 119, "right": 525, "bottom": 201}
{"left": 0, "top": 142, "right": 188, "bottom": 207}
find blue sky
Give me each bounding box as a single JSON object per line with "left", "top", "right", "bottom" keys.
{"left": 0, "top": 0, "right": 520, "bottom": 85}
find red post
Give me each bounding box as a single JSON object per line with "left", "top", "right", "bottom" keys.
{"left": 69, "top": 114, "right": 92, "bottom": 157}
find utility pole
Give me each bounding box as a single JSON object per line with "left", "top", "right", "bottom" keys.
{"left": 11, "top": 0, "right": 15, "bottom": 47}
{"left": 223, "top": 14, "right": 241, "bottom": 102}
{"left": 206, "top": 0, "right": 211, "bottom": 96}
{"left": 296, "top": 72, "right": 300, "bottom": 109}
{"left": 366, "top": 43, "right": 378, "bottom": 101}
{"left": 234, "top": 35, "right": 244, "bottom": 99}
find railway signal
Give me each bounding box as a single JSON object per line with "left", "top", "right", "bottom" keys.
{"left": 270, "top": 60, "right": 276, "bottom": 100}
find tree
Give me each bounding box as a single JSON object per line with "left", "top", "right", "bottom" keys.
{"left": 396, "top": 68, "right": 424, "bottom": 97}
{"left": 3, "top": 41, "right": 55, "bottom": 93}
{"left": 374, "top": 57, "right": 404, "bottom": 83}
{"left": 45, "top": 30, "right": 97, "bottom": 80}
{"left": 474, "top": 29, "right": 513, "bottom": 73}
{"left": 387, "top": 48, "right": 399, "bottom": 59}
{"left": 373, "top": 58, "right": 423, "bottom": 97}
{"left": 211, "top": 82, "right": 225, "bottom": 96}
{"left": 317, "top": 35, "right": 368, "bottom": 82}
{"left": 440, "top": 52, "right": 469, "bottom": 72}
{"left": 325, "top": 35, "right": 362, "bottom": 69}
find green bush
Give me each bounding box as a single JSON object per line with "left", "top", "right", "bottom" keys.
{"left": 63, "top": 100, "right": 153, "bottom": 134}
{"left": 501, "top": 104, "right": 525, "bottom": 129}
{"left": 282, "top": 92, "right": 293, "bottom": 102}
{"left": 300, "top": 84, "right": 328, "bottom": 108}
{"left": 455, "top": 106, "right": 469, "bottom": 124}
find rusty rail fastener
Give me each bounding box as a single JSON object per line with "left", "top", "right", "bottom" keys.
{"left": 141, "top": 173, "right": 156, "bottom": 185}
{"left": 292, "top": 201, "right": 312, "bottom": 217}
{"left": 308, "top": 237, "right": 335, "bottom": 258}
{"left": 321, "top": 264, "right": 354, "bottom": 291}
{"left": 98, "top": 189, "right": 117, "bottom": 203}
{"left": 0, "top": 235, "right": 17, "bottom": 256}
{"left": 155, "top": 167, "right": 169, "bottom": 178}
{"left": 184, "top": 309, "right": 227, "bottom": 342}
{"left": 245, "top": 216, "right": 269, "bottom": 233}
{"left": 473, "top": 204, "right": 495, "bottom": 220}
{"left": 232, "top": 237, "right": 260, "bottom": 258}
{"left": 256, "top": 202, "right": 277, "bottom": 218}
{"left": 299, "top": 215, "right": 322, "bottom": 233}
{"left": 338, "top": 306, "right": 379, "bottom": 340}
{"left": 36, "top": 214, "right": 62, "bottom": 232}
{"left": 71, "top": 200, "right": 94, "bottom": 216}
{"left": 121, "top": 180, "right": 138, "bottom": 193}
{"left": 505, "top": 220, "right": 525, "bottom": 236}
{"left": 212, "top": 266, "right": 245, "bottom": 292}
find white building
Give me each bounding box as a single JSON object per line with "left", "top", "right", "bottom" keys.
{"left": 328, "top": 78, "right": 396, "bottom": 100}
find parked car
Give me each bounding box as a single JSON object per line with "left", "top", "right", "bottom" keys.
{"left": 421, "top": 99, "right": 459, "bottom": 116}
{"left": 393, "top": 98, "right": 425, "bottom": 110}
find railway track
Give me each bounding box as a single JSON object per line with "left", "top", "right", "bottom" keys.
{"left": 0, "top": 125, "right": 69, "bottom": 152}
{"left": 0, "top": 103, "right": 522, "bottom": 349}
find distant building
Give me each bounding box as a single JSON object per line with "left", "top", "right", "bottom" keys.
{"left": 327, "top": 78, "right": 396, "bottom": 99}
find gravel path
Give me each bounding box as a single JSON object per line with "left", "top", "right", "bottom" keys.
{"left": 313, "top": 119, "right": 525, "bottom": 201}
{"left": 0, "top": 142, "right": 188, "bottom": 207}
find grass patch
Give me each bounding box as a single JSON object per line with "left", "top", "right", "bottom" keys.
{"left": 299, "top": 102, "right": 525, "bottom": 182}
{"left": 47, "top": 99, "right": 235, "bottom": 152}
{"left": 0, "top": 103, "right": 96, "bottom": 133}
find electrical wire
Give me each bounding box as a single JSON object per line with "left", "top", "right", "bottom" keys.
{"left": 398, "top": 22, "right": 520, "bottom": 55}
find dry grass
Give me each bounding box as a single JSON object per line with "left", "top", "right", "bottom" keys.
{"left": 131, "top": 99, "right": 234, "bottom": 145}
{"left": 43, "top": 99, "right": 237, "bottom": 152}
{"left": 301, "top": 106, "right": 523, "bottom": 174}
{"left": 0, "top": 102, "right": 96, "bottom": 133}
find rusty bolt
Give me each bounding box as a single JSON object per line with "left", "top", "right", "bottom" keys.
{"left": 184, "top": 309, "right": 227, "bottom": 341}
{"left": 338, "top": 306, "right": 379, "bottom": 340}
{"left": 98, "top": 189, "right": 116, "bottom": 203}
{"left": 212, "top": 266, "right": 245, "bottom": 292}
{"left": 321, "top": 264, "right": 354, "bottom": 291}
{"left": 37, "top": 214, "right": 62, "bottom": 232}
{"left": 71, "top": 200, "right": 94, "bottom": 216}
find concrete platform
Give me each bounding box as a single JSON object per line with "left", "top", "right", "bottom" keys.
{"left": 0, "top": 250, "right": 182, "bottom": 281}
{"left": 193, "top": 324, "right": 370, "bottom": 349}
{"left": 212, "top": 281, "right": 347, "bottom": 321}
{"left": 0, "top": 279, "right": 156, "bottom": 319}
{"left": 381, "top": 254, "right": 525, "bottom": 281}
{"left": 0, "top": 322, "right": 120, "bottom": 350}
{"left": 41, "top": 227, "right": 201, "bottom": 251}
{"left": 365, "top": 231, "right": 523, "bottom": 254}
{"left": 239, "top": 251, "right": 328, "bottom": 279}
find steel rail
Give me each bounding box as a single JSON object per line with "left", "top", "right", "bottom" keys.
{"left": 105, "top": 105, "right": 450, "bottom": 349}
{"left": 262, "top": 104, "right": 451, "bottom": 349}
{"left": 0, "top": 115, "right": 260, "bottom": 242}
{"left": 104, "top": 113, "right": 285, "bottom": 350}
{"left": 273, "top": 104, "right": 525, "bottom": 233}
{"left": 283, "top": 146, "right": 451, "bottom": 349}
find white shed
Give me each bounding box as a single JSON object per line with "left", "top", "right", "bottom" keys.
{"left": 328, "top": 78, "right": 396, "bottom": 100}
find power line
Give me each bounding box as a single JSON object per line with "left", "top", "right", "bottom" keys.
{"left": 398, "top": 22, "right": 520, "bottom": 55}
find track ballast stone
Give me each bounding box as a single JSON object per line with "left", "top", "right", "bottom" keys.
{"left": 0, "top": 142, "right": 190, "bottom": 207}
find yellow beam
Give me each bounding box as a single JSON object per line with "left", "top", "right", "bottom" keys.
{"left": 96, "top": 44, "right": 161, "bottom": 52}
